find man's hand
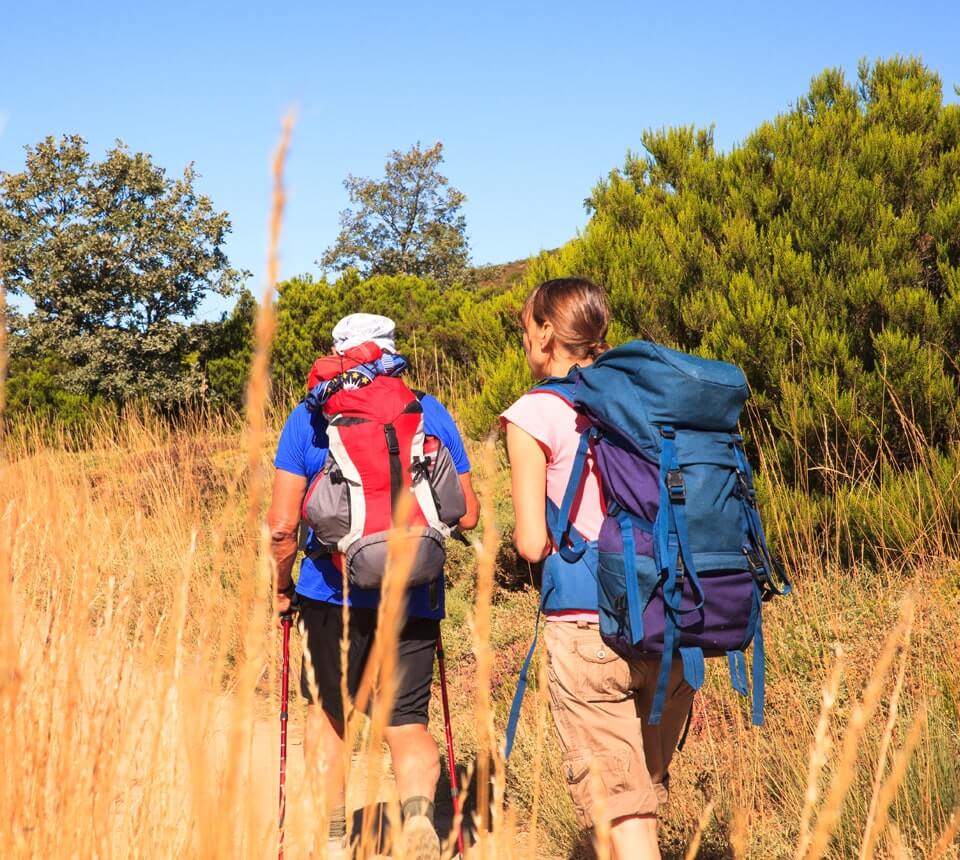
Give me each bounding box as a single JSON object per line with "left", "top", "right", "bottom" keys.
{"left": 457, "top": 472, "right": 479, "bottom": 531}
{"left": 276, "top": 583, "right": 298, "bottom": 626}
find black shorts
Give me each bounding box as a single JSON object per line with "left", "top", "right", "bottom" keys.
{"left": 297, "top": 596, "right": 440, "bottom": 727}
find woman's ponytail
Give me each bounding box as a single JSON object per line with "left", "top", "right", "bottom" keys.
{"left": 522, "top": 278, "right": 611, "bottom": 361}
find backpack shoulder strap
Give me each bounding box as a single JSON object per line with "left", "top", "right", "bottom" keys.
{"left": 550, "top": 428, "right": 598, "bottom": 562}
{"left": 527, "top": 374, "right": 595, "bottom": 561}
{"left": 529, "top": 376, "right": 575, "bottom": 404}
{"left": 505, "top": 373, "right": 584, "bottom": 758}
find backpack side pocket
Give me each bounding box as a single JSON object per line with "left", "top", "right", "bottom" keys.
{"left": 302, "top": 461, "right": 353, "bottom": 551}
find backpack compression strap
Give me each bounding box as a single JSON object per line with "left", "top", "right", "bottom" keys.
{"left": 729, "top": 433, "right": 789, "bottom": 727}
{"left": 614, "top": 508, "right": 648, "bottom": 649}
{"left": 649, "top": 425, "right": 707, "bottom": 725}
{"left": 731, "top": 435, "right": 792, "bottom": 599}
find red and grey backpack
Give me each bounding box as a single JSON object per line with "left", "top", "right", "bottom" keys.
{"left": 301, "top": 373, "right": 466, "bottom": 590}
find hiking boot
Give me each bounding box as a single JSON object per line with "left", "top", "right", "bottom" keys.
{"left": 400, "top": 814, "right": 440, "bottom": 860}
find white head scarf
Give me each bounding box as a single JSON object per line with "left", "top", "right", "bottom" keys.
{"left": 331, "top": 313, "right": 397, "bottom": 354}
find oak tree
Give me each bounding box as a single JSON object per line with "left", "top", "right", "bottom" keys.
{"left": 321, "top": 142, "right": 469, "bottom": 287}
{"left": 0, "top": 135, "right": 241, "bottom": 402}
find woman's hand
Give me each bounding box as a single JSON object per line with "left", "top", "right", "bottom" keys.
{"left": 505, "top": 422, "right": 552, "bottom": 562}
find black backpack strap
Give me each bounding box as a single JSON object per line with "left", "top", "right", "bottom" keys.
{"left": 383, "top": 422, "right": 403, "bottom": 508}
{"left": 731, "top": 435, "right": 792, "bottom": 599}
{"left": 676, "top": 701, "right": 695, "bottom": 752}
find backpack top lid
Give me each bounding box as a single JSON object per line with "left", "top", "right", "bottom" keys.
{"left": 573, "top": 340, "right": 750, "bottom": 456}
{"left": 324, "top": 374, "right": 420, "bottom": 424}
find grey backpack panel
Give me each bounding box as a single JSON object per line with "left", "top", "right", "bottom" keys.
{"left": 344, "top": 527, "right": 447, "bottom": 590}
{"left": 424, "top": 445, "right": 467, "bottom": 527}
{"left": 299, "top": 415, "right": 465, "bottom": 589}
{"left": 302, "top": 463, "right": 354, "bottom": 551}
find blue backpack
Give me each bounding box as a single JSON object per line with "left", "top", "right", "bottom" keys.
{"left": 504, "top": 340, "right": 790, "bottom": 756}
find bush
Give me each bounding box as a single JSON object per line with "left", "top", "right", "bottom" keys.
{"left": 5, "top": 354, "right": 111, "bottom": 432}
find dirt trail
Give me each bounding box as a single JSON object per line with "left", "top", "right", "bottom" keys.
{"left": 81, "top": 652, "right": 506, "bottom": 859}
{"left": 206, "top": 698, "right": 457, "bottom": 858}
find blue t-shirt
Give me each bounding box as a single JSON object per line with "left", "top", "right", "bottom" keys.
{"left": 274, "top": 394, "right": 470, "bottom": 620}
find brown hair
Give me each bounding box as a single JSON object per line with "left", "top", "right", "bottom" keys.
{"left": 522, "top": 277, "right": 611, "bottom": 360}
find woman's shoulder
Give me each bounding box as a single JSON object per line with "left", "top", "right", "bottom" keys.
{"left": 501, "top": 388, "right": 577, "bottom": 447}
{"left": 502, "top": 387, "right": 576, "bottom": 419}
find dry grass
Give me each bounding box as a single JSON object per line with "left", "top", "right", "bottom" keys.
{"left": 2, "top": 395, "right": 959, "bottom": 859}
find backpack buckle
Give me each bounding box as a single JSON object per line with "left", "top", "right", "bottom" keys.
{"left": 743, "top": 546, "right": 764, "bottom": 573}
{"left": 743, "top": 546, "right": 772, "bottom": 588}
{"left": 410, "top": 457, "right": 429, "bottom": 483}
{"left": 736, "top": 470, "right": 757, "bottom": 504}
{"left": 666, "top": 469, "right": 685, "bottom": 501}
{"left": 384, "top": 424, "right": 401, "bottom": 455}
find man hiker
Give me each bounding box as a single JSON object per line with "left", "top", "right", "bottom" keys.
{"left": 267, "top": 313, "right": 478, "bottom": 859}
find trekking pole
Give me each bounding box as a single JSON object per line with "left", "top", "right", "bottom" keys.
{"left": 436, "top": 631, "right": 465, "bottom": 857}
{"left": 278, "top": 613, "right": 293, "bottom": 860}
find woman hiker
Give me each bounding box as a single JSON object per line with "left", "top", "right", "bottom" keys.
{"left": 500, "top": 278, "right": 695, "bottom": 860}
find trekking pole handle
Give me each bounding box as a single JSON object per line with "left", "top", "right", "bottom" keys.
{"left": 279, "top": 588, "right": 300, "bottom": 622}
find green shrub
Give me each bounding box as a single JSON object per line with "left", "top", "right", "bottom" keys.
{"left": 5, "top": 354, "right": 111, "bottom": 432}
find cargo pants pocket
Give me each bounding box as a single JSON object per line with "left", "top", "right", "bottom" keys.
{"left": 561, "top": 749, "right": 632, "bottom": 828}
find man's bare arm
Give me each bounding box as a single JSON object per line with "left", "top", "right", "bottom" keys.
{"left": 266, "top": 468, "right": 308, "bottom": 592}
{"left": 457, "top": 472, "right": 480, "bottom": 531}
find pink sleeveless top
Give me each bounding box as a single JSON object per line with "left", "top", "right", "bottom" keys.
{"left": 501, "top": 389, "right": 604, "bottom": 621}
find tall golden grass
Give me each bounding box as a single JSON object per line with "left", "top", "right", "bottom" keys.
{"left": 1, "top": 121, "right": 959, "bottom": 860}
{"left": 3, "top": 399, "right": 955, "bottom": 860}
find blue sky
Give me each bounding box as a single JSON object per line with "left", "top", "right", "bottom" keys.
{"left": 3, "top": 1, "right": 959, "bottom": 319}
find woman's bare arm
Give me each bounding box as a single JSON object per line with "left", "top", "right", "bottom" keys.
{"left": 505, "top": 422, "right": 552, "bottom": 562}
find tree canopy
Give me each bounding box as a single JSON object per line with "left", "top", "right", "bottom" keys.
{"left": 320, "top": 142, "right": 470, "bottom": 287}
{"left": 5, "top": 57, "right": 959, "bottom": 487}
{"left": 0, "top": 135, "right": 242, "bottom": 403}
